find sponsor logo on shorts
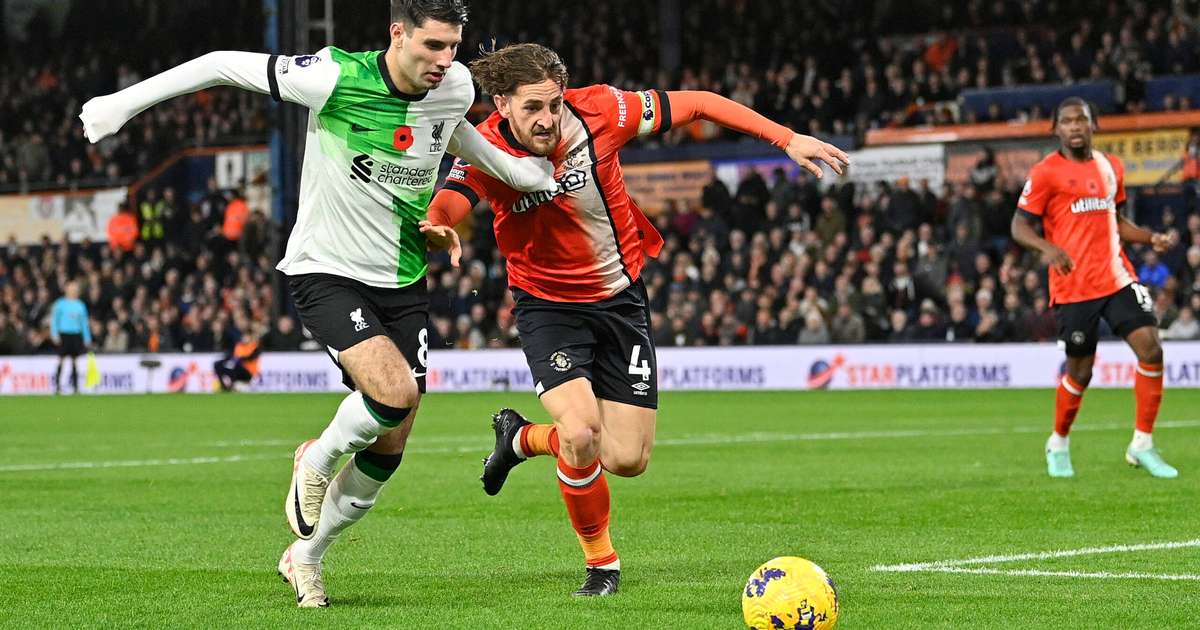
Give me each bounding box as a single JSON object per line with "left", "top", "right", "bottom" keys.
{"left": 550, "top": 351, "right": 572, "bottom": 372}
{"left": 295, "top": 55, "right": 320, "bottom": 67}
{"left": 350, "top": 308, "right": 370, "bottom": 332}
{"left": 1070, "top": 330, "right": 1086, "bottom": 345}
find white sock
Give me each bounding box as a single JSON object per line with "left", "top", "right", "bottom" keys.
{"left": 1130, "top": 430, "right": 1153, "bottom": 451}
{"left": 511, "top": 429, "right": 527, "bottom": 459}
{"left": 1046, "top": 432, "right": 1069, "bottom": 452}
{"left": 292, "top": 458, "right": 386, "bottom": 565}
{"left": 595, "top": 558, "right": 621, "bottom": 571}
{"left": 304, "top": 391, "right": 390, "bottom": 477}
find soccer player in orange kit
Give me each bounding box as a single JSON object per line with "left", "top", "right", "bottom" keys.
{"left": 1012, "top": 97, "right": 1179, "bottom": 479}
{"left": 418, "top": 43, "right": 849, "bottom": 595}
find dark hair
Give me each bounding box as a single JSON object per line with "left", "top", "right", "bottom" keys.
{"left": 1052, "top": 96, "right": 1099, "bottom": 131}
{"left": 469, "top": 43, "right": 569, "bottom": 96}
{"left": 390, "top": 0, "right": 468, "bottom": 27}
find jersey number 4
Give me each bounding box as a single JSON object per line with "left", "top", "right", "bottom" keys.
{"left": 628, "top": 344, "right": 651, "bottom": 381}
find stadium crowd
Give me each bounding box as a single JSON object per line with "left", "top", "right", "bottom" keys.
{"left": 0, "top": 181, "right": 309, "bottom": 355}
{"left": 4, "top": 162, "right": 1199, "bottom": 355}
{"left": 430, "top": 168, "right": 1200, "bottom": 350}
{"left": 0, "top": 0, "right": 268, "bottom": 192}
{"left": 3, "top": 0, "right": 1199, "bottom": 190}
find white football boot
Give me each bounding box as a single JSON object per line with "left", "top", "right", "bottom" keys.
{"left": 286, "top": 439, "right": 329, "bottom": 540}
{"left": 278, "top": 543, "right": 329, "bottom": 608}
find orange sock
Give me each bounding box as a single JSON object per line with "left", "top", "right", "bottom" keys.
{"left": 557, "top": 457, "right": 617, "bottom": 568}
{"left": 1134, "top": 362, "right": 1164, "bottom": 433}
{"left": 1054, "top": 374, "right": 1086, "bottom": 436}
{"left": 520, "top": 424, "right": 559, "bottom": 457}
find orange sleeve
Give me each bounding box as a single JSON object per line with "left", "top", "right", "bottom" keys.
{"left": 665, "top": 91, "right": 794, "bottom": 149}
{"left": 1017, "top": 164, "right": 1052, "bottom": 218}
{"left": 428, "top": 187, "right": 474, "bottom": 228}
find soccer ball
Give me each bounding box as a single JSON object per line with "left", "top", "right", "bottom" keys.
{"left": 742, "top": 556, "right": 839, "bottom": 630}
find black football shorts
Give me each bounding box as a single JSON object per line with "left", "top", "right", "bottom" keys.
{"left": 1053, "top": 281, "right": 1158, "bottom": 358}
{"left": 513, "top": 279, "right": 658, "bottom": 409}
{"left": 288, "top": 273, "right": 429, "bottom": 393}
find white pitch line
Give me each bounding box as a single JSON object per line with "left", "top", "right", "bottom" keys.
{"left": 7, "top": 419, "right": 1200, "bottom": 473}
{"left": 0, "top": 453, "right": 285, "bottom": 473}
{"left": 872, "top": 539, "right": 1200, "bottom": 579}
{"left": 908, "top": 567, "right": 1200, "bottom": 581}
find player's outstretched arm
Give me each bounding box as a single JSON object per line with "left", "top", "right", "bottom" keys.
{"left": 80, "top": 51, "right": 334, "bottom": 143}
{"left": 665, "top": 91, "right": 849, "bottom": 177}
{"left": 446, "top": 121, "right": 556, "bottom": 193}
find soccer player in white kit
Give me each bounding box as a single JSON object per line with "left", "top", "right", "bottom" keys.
{"left": 79, "top": 0, "right": 555, "bottom": 608}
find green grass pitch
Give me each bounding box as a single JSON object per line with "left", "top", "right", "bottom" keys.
{"left": 2, "top": 389, "right": 1197, "bottom": 628}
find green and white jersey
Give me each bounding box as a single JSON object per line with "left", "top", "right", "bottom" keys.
{"left": 270, "top": 48, "right": 473, "bottom": 288}
{"left": 83, "top": 48, "right": 552, "bottom": 287}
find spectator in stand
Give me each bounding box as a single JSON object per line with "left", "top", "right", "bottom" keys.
{"left": 1163, "top": 306, "right": 1199, "bottom": 340}
{"left": 221, "top": 187, "right": 249, "bottom": 247}
{"left": 1138, "top": 250, "right": 1170, "bottom": 289}
{"left": 106, "top": 202, "right": 138, "bottom": 253}
{"left": 262, "top": 315, "right": 305, "bottom": 351}
{"left": 139, "top": 188, "right": 166, "bottom": 243}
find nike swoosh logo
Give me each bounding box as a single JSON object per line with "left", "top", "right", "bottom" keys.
{"left": 349, "top": 501, "right": 374, "bottom": 510}
{"left": 412, "top": 370, "right": 426, "bottom": 378}
{"left": 292, "top": 479, "right": 315, "bottom": 537}
{"left": 351, "top": 123, "right": 376, "bottom": 132}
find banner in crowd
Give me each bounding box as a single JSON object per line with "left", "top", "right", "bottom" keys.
{"left": 4, "top": 342, "right": 1200, "bottom": 395}
{"left": 0, "top": 187, "right": 127, "bottom": 245}
{"left": 622, "top": 160, "right": 712, "bottom": 214}
{"left": 945, "top": 138, "right": 1057, "bottom": 187}
{"left": 714, "top": 145, "right": 946, "bottom": 196}
{"left": 840, "top": 144, "right": 946, "bottom": 190}
{"left": 1092, "top": 129, "right": 1191, "bottom": 186}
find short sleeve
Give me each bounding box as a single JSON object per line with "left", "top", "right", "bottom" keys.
{"left": 1017, "top": 165, "right": 1052, "bottom": 217}
{"left": 267, "top": 48, "right": 340, "bottom": 111}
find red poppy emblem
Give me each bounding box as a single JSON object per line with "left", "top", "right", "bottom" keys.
{"left": 393, "top": 126, "right": 414, "bottom": 151}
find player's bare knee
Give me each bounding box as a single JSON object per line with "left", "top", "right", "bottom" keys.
{"left": 559, "top": 423, "right": 602, "bottom": 464}
{"left": 1137, "top": 343, "right": 1163, "bottom": 365}
{"left": 605, "top": 451, "right": 650, "bottom": 477}
{"left": 377, "top": 374, "right": 419, "bottom": 409}
{"left": 1070, "top": 367, "right": 1093, "bottom": 387}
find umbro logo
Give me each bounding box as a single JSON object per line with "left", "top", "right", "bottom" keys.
{"left": 351, "top": 122, "right": 376, "bottom": 133}
{"left": 349, "top": 154, "right": 374, "bottom": 183}
{"left": 350, "top": 308, "right": 369, "bottom": 332}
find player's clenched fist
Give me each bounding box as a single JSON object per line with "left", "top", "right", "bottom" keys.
{"left": 79, "top": 95, "right": 132, "bottom": 143}
{"left": 1150, "top": 231, "right": 1177, "bottom": 254}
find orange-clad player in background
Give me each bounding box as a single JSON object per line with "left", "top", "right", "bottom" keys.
{"left": 214, "top": 336, "right": 262, "bottom": 392}
{"left": 418, "top": 43, "right": 848, "bottom": 596}
{"left": 1012, "top": 97, "right": 1179, "bottom": 479}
